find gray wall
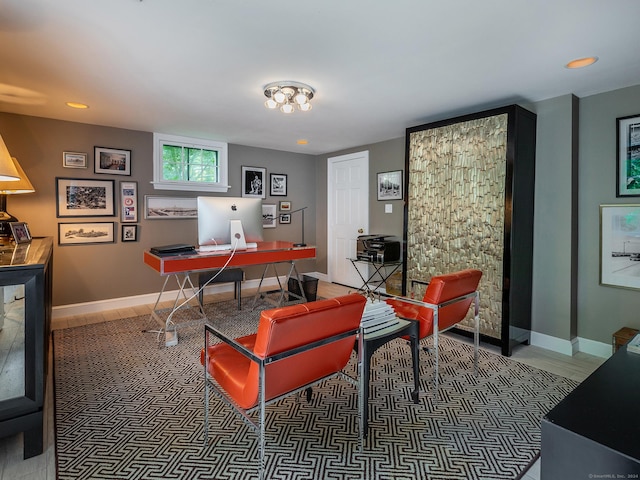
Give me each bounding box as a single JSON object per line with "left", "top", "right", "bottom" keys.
{"left": 577, "top": 84, "right": 640, "bottom": 342}
{"left": 0, "top": 113, "right": 316, "bottom": 306}
{"left": 314, "top": 137, "right": 406, "bottom": 272}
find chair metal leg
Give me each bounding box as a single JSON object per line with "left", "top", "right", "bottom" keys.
{"left": 433, "top": 312, "right": 439, "bottom": 401}
{"left": 259, "top": 363, "right": 266, "bottom": 480}
{"left": 473, "top": 293, "right": 480, "bottom": 376}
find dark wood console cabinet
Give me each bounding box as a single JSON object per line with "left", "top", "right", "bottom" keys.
{"left": 0, "top": 237, "right": 53, "bottom": 458}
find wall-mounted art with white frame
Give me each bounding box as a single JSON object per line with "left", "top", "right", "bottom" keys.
{"left": 120, "top": 180, "right": 138, "bottom": 222}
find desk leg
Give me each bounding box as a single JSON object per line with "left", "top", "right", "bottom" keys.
{"left": 409, "top": 321, "right": 420, "bottom": 403}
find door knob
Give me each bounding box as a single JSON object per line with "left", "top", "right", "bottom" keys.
{"left": 358, "top": 228, "right": 364, "bottom": 234}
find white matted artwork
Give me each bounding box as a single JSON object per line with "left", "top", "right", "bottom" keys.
{"left": 120, "top": 181, "right": 138, "bottom": 222}
{"left": 144, "top": 196, "right": 197, "bottom": 219}
{"left": 600, "top": 204, "right": 640, "bottom": 290}
{"left": 58, "top": 222, "right": 115, "bottom": 245}
{"left": 262, "top": 203, "right": 276, "bottom": 228}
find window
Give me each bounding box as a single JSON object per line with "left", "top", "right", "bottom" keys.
{"left": 152, "top": 133, "right": 229, "bottom": 192}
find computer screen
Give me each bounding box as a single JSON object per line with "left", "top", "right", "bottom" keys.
{"left": 197, "top": 196, "right": 263, "bottom": 250}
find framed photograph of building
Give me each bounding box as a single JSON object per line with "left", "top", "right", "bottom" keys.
{"left": 617, "top": 114, "right": 640, "bottom": 197}
{"left": 144, "top": 195, "right": 198, "bottom": 219}
{"left": 600, "top": 204, "right": 640, "bottom": 290}
{"left": 56, "top": 177, "right": 115, "bottom": 217}
{"left": 377, "top": 170, "right": 403, "bottom": 200}
{"left": 242, "top": 166, "right": 266, "bottom": 198}
{"left": 58, "top": 222, "right": 115, "bottom": 245}
{"left": 63, "top": 152, "right": 88, "bottom": 169}
{"left": 270, "top": 173, "right": 287, "bottom": 196}
{"left": 262, "top": 203, "right": 276, "bottom": 228}
{"left": 94, "top": 146, "right": 131, "bottom": 176}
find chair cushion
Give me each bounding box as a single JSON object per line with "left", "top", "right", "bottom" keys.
{"left": 386, "top": 269, "right": 482, "bottom": 339}
{"left": 201, "top": 293, "right": 366, "bottom": 409}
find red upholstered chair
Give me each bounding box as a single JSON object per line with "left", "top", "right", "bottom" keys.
{"left": 385, "top": 269, "right": 482, "bottom": 393}
{"left": 201, "top": 293, "right": 367, "bottom": 480}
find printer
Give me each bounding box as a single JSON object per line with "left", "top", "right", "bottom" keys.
{"left": 356, "top": 234, "right": 401, "bottom": 263}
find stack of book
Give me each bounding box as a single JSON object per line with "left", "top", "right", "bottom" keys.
{"left": 360, "top": 299, "right": 400, "bottom": 334}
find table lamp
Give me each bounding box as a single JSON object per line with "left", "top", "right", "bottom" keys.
{"left": 0, "top": 152, "right": 35, "bottom": 238}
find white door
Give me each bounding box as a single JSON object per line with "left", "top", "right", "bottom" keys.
{"left": 327, "top": 151, "right": 369, "bottom": 287}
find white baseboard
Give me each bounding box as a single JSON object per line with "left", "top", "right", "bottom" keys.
{"left": 530, "top": 331, "right": 610, "bottom": 359}
{"left": 52, "top": 276, "right": 283, "bottom": 320}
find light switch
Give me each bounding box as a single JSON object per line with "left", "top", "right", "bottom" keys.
{"left": 385, "top": 204, "right": 393, "bottom": 213}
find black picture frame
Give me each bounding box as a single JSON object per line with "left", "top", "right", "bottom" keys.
{"left": 122, "top": 224, "right": 138, "bottom": 242}
{"left": 377, "top": 170, "right": 403, "bottom": 200}
{"left": 270, "top": 173, "right": 287, "bottom": 196}
{"left": 58, "top": 222, "right": 115, "bottom": 245}
{"left": 616, "top": 114, "right": 640, "bottom": 197}
{"left": 94, "top": 146, "right": 131, "bottom": 176}
{"left": 56, "top": 177, "right": 116, "bottom": 217}
{"left": 242, "top": 166, "right": 266, "bottom": 198}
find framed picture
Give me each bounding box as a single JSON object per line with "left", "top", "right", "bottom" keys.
{"left": 377, "top": 170, "right": 403, "bottom": 200}
{"left": 94, "top": 146, "right": 131, "bottom": 176}
{"left": 242, "top": 166, "right": 266, "bottom": 198}
{"left": 9, "top": 222, "right": 31, "bottom": 244}
{"left": 56, "top": 177, "right": 116, "bottom": 217}
{"left": 62, "top": 151, "right": 87, "bottom": 169}
{"left": 270, "top": 173, "right": 287, "bottom": 196}
{"left": 121, "top": 224, "right": 138, "bottom": 242}
{"left": 279, "top": 213, "right": 291, "bottom": 224}
{"left": 144, "top": 195, "right": 198, "bottom": 219}
{"left": 600, "top": 204, "right": 640, "bottom": 290}
{"left": 616, "top": 114, "right": 640, "bottom": 197}
{"left": 58, "top": 222, "right": 115, "bottom": 245}
{"left": 279, "top": 200, "right": 291, "bottom": 211}
{"left": 262, "top": 203, "right": 276, "bottom": 228}
{"left": 120, "top": 181, "right": 138, "bottom": 222}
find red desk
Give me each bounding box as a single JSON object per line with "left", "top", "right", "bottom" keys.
{"left": 143, "top": 242, "right": 316, "bottom": 346}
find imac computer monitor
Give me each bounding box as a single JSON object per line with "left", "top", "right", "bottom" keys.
{"left": 197, "top": 196, "right": 264, "bottom": 251}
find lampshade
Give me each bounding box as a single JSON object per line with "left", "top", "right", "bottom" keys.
{"left": 0, "top": 157, "right": 35, "bottom": 194}
{"left": 0, "top": 133, "right": 22, "bottom": 181}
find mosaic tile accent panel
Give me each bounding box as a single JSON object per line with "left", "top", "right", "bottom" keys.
{"left": 407, "top": 114, "right": 508, "bottom": 339}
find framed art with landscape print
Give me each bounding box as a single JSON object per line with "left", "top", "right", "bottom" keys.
{"left": 616, "top": 114, "right": 640, "bottom": 197}
{"left": 600, "top": 204, "right": 640, "bottom": 290}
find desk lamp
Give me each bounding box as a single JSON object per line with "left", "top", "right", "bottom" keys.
{"left": 0, "top": 139, "right": 35, "bottom": 239}
{"left": 289, "top": 207, "right": 308, "bottom": 247}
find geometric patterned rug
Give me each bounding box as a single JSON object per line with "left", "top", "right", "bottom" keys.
{"left": 53, "top": 299, "right": 577, "bottom": 480}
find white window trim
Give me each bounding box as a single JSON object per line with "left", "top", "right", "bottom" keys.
{"left": 152, "top": 132, "right": 229, "bottom": 192}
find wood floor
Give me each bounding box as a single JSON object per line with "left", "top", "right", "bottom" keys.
{"left": 0, "top": 281, "right": 605, "bottom": 480}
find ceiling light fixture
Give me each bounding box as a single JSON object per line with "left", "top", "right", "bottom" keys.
{"left": 565, "top": 56, "right": 598, "bottom": 69}
{"left": 264, "top": 81, "right": 314, "bottom": 114}
{"left": 66, "top": 102, "right": 89, "bottom": 109}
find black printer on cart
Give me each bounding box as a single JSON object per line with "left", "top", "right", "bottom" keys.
{"left": 356, "top": 234, "right": 401, "bottom": 263}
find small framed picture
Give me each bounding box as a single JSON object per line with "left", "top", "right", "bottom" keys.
{"left": 58, "top": 222, "right": 115, "bottom": 245}
{"left": 279, "top": 200, "right": 291, "bottom": 211}
{"left": 9, "top": 222, "right": 31, "bottom": 244}
{"left": 262, "top": 203, "right": 276, "bottom": 228}
{"left": 377, "top": 170, "right": 403, "bottom": 200}
{"left": 242, "top": 166, "right": 266, "bottom": 198}
{"left": 616, "top": 114, "right": 640, "bottom": 197}
{"left": 279, "top": 213, "right": 291, "bottom": 224}
{"left": 270, "top": 173, "right": 287, "bottom": 196}
{"left": 94, "top": 146, "right": 131, "bottom": 176}
{"left": 120, "top": 180, "right": 138, "bottom": 222}
{"left": 56, "top": 177, "right": 116, "bottom": 217}
{"left": 121, "top": 224, "right": 138, "bottom": 242}
{"left": 63, "top": 152, "right": 87, "bottom": 169}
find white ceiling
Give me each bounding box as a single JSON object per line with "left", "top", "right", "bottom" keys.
{"left": 1, "top": 0, "right": 639, "bottom": 155}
